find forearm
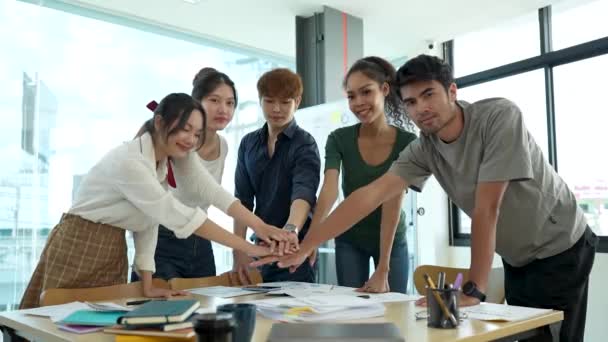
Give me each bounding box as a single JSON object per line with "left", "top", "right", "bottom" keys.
{"left": 233, "top": 220, "right": 248, "bottom": 239}
{"left": 378, "top": 193, "right": 404, "bottom": 270}
{"left": 309, "top": 182, "right": 338, "bottom": 227}
{"left": 299, "top": 175, "right": 406, "bottom": 253}
{"left": 226, "top": 201, "right": 264, "bottom": 232}
{"left": 195, "top": 218, "right": 255, "bottom": 254}
{"left": 469, "top": 209, "right": 498, "bottom": 292}
{"left": 140, "top": 271, "right": 154, "bottom": 292}
{"left": 285, "top": 199, "right": 311, "bottom": 230}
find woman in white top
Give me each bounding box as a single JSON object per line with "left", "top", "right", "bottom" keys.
{"left": 148, "top": 68, "right": 239, "bottom": 280}
{"left": 20, "top": 93, "right": 294, "bottom": 309}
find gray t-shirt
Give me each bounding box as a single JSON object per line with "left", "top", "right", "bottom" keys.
{"left": 389, "top": 98, "right": 586, "bottom": 267}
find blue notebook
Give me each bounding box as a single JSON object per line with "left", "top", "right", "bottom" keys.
{"left": 118, "top": 299, "right": 200, "bottom": 325}
{"left": 60, "top": 310, "right": 125, "bottom": 327}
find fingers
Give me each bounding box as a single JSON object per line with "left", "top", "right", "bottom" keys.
{"left": 283, "top": 239, "right": 290, "bottom": 255}
{"left": 277, "top": 241, "right": 285, "bottom": 256}
{"left": 415, "top": 297, "right": 428, "bottom": 307}
{"left": 250, "top": 256, "right": 279, "bottom": 267}
{"left": 238, "top": 267, "right": 252, "bottom": 285}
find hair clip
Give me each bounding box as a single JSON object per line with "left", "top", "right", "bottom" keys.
{"left": 146, "top": 100, "right": 158, "bottom": 112}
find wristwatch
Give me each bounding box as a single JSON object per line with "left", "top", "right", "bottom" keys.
{"left": 283, "top": 223, "right": 298, "bottom": 233}
{"left": 462, "top": 281, "right": 486, "bottom": 302}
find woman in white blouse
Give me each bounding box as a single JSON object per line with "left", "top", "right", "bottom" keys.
{"left": 146, "top": 68, "right": 240, "bottom": 281}
{"left": 20, "top": 93, "right": 294, "bottom": 309}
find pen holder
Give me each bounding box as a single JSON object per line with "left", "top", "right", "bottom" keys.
{"left": 426, "top": 287, "right": 459, "bottom": 329}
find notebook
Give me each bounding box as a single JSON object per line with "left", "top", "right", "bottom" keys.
{"left": 267, "top": 323, "right": 405, "bottom": 342}
{"left": 59, "top": 310, "right": 125, "bottom": 327}
{"left": 123, "top": 314, "right": 197, "bottom": 331}
{"left": 118, "top": 300, "right": 200, "bottom": 325}
{"left": 104, "top": 325, "right": 196, "bottom": 339}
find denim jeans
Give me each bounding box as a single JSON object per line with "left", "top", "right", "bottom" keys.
{"left": 335, "top": 239, "right": 409, "bottom": 293}
{"left": 131, "top": 225, "right": 216, "bottom": 281}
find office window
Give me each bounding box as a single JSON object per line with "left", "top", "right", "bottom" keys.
{"left": 554, "top": 54, "right": 608, "bottom": 237}
{"left": 553, "top": 0, "right": 608, "bottom": 50}
{"left": 455, "top": 71, "right": 547, "bottom": 234}
{"left": 0, "top": 0, "right": 287, "bottom": 310}
{"left": 453, "top": 12, "right": 539, "bottom": 77}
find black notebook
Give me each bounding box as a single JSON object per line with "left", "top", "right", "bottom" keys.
{"left": 118, "top": 299, "right": 200, "bottom": 325}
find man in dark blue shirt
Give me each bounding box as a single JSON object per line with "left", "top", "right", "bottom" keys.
{"left": 233, "top": 68, "right": 320, "bottom": 283}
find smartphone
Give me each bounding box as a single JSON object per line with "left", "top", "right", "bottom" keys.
{"left": 242, "top": 285, "right": 279, "bottom": 291}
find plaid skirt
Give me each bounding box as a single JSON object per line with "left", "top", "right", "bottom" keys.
{"left": 19, "top": 213, "right": 128, "bottom": 309}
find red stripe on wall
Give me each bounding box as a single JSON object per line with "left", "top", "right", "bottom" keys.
{"left": 342, "top": 12, "right": 348, "bottom": 75}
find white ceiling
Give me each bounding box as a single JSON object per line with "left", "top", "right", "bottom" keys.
{"left": 63, "top": 0, "right": 576, "bottom": 61}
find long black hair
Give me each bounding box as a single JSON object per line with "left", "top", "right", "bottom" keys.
{"left": 344, "top": 56, "right": 414, "bottom": 131}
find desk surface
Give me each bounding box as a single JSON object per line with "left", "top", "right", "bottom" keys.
{"left": 0, "top": 294, "right": 563, "bottom": 342}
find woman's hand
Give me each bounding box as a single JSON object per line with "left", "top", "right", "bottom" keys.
{"left": 357, "top": 268, "right": 390, "bottom": 293}
{"left": 143, "top": 286, "right": 188, "bottom": 298}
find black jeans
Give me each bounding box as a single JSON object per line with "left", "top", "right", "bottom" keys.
{"left": 131, "top": 225, "right": 216, "bottom": 281}
{"left": 503, "top": 226, "right": 598, "bottom": 342}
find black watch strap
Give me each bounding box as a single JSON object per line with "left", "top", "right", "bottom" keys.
{"left": 463, "top": 281, "right": 487, "bottom": 302}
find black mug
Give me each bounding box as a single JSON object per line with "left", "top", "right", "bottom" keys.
{"left": 426, "top": 287, "right": 460, "bottom": 329}
{"left": 216, "top": 303, "right": 256, "bottom": 342}
{"left": 194, "top": 313, "right": 236, "bottom": 342}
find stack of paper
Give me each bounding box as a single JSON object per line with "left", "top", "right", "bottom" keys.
{"left": 461, "top": 303, "right": 553, "bottom": 322}
{"left": 249, "top": 294, "right": 385, "bottom": 322}
{"left": 20, "top": 301, "right": 131, "bottom": 334}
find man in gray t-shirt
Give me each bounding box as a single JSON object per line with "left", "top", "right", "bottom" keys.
{"left": 392, "top": 96, "right": 587, "bottom": 268}
{"left": 257, "top": 55, "right": 597, "bottom": 342}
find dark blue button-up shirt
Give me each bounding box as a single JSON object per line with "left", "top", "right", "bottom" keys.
{"left": 235, "top": 120, "right": 320, "bottom": 240}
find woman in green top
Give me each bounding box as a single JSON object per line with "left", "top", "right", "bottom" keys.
{"left": 311, "top": 56, "right": 416, "bottom": 293}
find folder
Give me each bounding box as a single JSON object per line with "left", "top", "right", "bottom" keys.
{"left": 59, "top": 310, "right": 125, "bottom": 326}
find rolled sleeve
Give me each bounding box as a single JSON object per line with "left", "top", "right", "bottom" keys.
{"left": 291, "top": 140, "right": 321, "bottom": 206}
{"left": 389, "top": 139, "right": 432, "bottom": 192}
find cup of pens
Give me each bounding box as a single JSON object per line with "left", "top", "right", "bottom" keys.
{"left": 424, "top": 273, "right": 460, "bottom": 329}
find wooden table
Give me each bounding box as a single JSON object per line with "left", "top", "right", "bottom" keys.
{"left": 0, "top": 293, "right": 563, "bottom": 342}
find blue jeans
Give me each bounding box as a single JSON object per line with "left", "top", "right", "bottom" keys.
{"left": 335, "top": 239, "right": 408, "bottom": 293}
{"left": 131, "top": 225, "right": 216, "bottom": 281}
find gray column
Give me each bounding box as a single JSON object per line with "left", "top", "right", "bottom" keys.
{"left": 296, "top": 6, "right": 363, "bottom": 108}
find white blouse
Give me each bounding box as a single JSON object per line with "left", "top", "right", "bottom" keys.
{"left": 69, "top": 132, "right": 237, "bottom": 273}
{"left": 199, "top": 134, "right": 228, "bottom": 184}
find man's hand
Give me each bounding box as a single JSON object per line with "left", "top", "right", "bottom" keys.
{"left": 357, "top": 268, "right": 389, "bottom": 293}
{"left": 232, "top": 250, "right": 254, "bottom": 285}
{"left": 458, "top": 293, "right": 481, "bottom": 307}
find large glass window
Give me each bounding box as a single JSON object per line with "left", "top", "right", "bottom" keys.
{"left": 453, "top": 12, "right": 539, "bottom": 77}
{"left": 0, "top": 0, "right": 287, "bottom": 310}
{"left": 554, "top": 54, "right": 608, "bottom": 237}
{"left": 553, "top": 0, "right": 608, "bottom": 50}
